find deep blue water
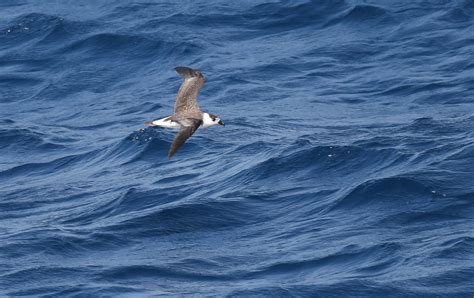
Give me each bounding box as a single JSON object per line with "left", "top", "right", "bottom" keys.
{"left": 1, "top": 0, "right": 474, "bottom": 296}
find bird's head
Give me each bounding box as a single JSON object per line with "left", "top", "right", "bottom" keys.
{"left": 204, "top": 113, "right": 225, "bottom": 128}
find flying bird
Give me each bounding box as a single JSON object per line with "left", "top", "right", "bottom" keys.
{"left": 145, "top": 67, "right": 224, "bottom": 159}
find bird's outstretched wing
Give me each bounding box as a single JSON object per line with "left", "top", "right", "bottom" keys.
{"left": 174, "top": 67, "right": 205, "bottom": 114}
{"left": 168, "top": 119, "right": 202, "bottom": 159}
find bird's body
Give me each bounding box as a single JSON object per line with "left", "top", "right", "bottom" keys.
{"left": 145, "top": 67, "right": 224, "bottom": 159}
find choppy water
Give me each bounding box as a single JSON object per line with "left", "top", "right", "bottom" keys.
{"left": 1, "top": 1, "right": 474, "bottom": 296}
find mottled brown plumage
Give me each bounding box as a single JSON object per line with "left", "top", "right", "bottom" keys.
{"left": 167, "top": 119, "right": 202, "bottom": 159}
{"left": 145, "top": 67, "right": 224, "bottom": 159}
{"left": 174, "top": 67, "right": 205, "bottom": 115}
{"left": 166, "top": 67, "right": 206, "bottom": 159}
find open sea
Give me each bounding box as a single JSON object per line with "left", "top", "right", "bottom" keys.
{"left": 1, "top": 0, "right": 474, "bottom": 296}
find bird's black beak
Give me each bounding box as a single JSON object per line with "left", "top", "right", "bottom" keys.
{"left": 218, "top": 120, "right": 225, "bottom": 126}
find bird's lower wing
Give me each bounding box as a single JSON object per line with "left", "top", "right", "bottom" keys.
{"left": 168, "top": 119, "right": 202, "bottom": 159}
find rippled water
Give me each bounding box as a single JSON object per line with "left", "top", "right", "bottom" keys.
{"left": 1, "top": 1, "right": 474, "bottom": 296}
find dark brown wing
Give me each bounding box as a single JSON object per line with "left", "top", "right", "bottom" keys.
{"left": 174, "top": 67, "right": 205, "bottom": 114}
{"left": 168, "top": 119, "right": 202, "bottom": 159}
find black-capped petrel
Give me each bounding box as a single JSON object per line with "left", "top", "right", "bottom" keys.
{"left": 145, "top": 67, "right": 224, "bottom": 159}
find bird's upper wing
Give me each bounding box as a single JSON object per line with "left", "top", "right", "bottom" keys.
{"left": 174, "top": 67, "right": 205, "bottom": 114}
{"left": 168, "top": 119, "right": 202, "bottom": 159}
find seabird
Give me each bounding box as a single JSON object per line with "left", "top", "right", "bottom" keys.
{"left": 145, "top": 67, "right": 224, "bottom": 159}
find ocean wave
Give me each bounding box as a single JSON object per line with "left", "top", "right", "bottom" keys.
{"left": 325, "top": 4, "right": 393, "bottom": 28}
{"left": 330, "top": 176, "right": 432, "bottom": 210}
{"left": 0, "top": 127, "right": 64, "bottom": 151}
{"left": 0, "top": 150, "right": 99, "bottom": 180}
{"left": 229, "top": 142, "right": 408, "bottom": 190}
{"left": 244, "top": 242, "right": 401, "bottom": 278}
{"left": 59, "top": 33, "right": 163, "bottom": 58}
{"left": 99, "top": 198, "right": 252, "bottom": 238}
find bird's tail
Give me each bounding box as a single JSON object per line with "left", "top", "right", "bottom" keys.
{"left": 144, "top": 121, "right": 156, "bottom": 126}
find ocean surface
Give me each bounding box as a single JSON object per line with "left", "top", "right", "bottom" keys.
{"left": 1, "top": 0, "right": 473, "bottom": 296}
